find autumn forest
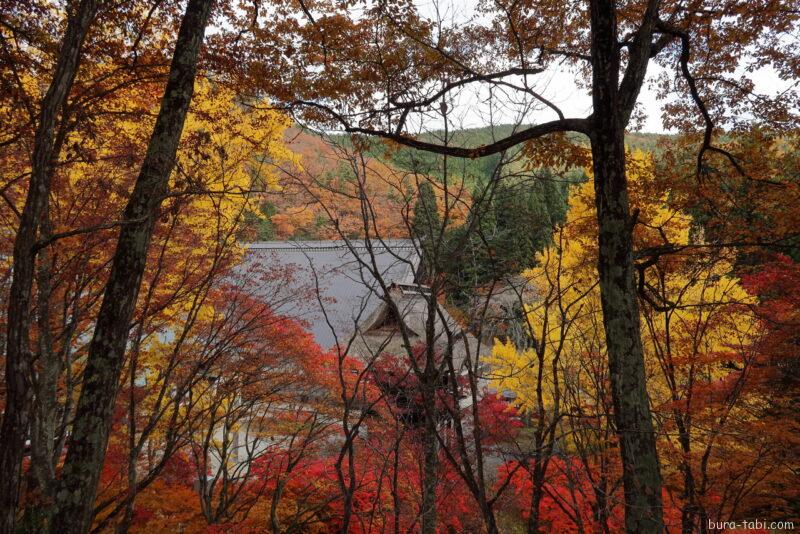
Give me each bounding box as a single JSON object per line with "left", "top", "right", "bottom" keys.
{"left": 1, "top": 0, "right": 799, "bottom": 533}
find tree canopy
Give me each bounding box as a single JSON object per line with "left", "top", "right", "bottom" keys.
{"left": 0, "top": 1, "right": 799, "bottom": 533}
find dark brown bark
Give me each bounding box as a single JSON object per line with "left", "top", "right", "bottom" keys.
{"left": 678, "top": 418, "right": 698, "bottom": 534}
{"left": 525, "top": 332, "right": 559, "bottom": 534}
{"left": 0, "top": 2, "right": 99, "bottom": 532}
{"left": 526, "top": 462, "right": 547, "bottom": 534}
{"left": 420, "top": 384, "right": 438, "bottom": 534}
{"left": 24, "top": 208, "right": 60, "bottom": 528}
{"left": 269, "top": 478, "right": 287, "bottom": 534}
{"left": 589, "top": 130, "right": 664, "bottom": 533}
{"left": 420, "top": 291, "right": 440, "bottom": 534}
{"left": 588, "top": 1, "right": 664, "bottom": 532}
{"left": 49, "top": 0, "right": 213, "bottom": 531}
{"left": 594, "top": 473, "right": 612, "bottom": 534}
{"left": 390, "top": 429, "right": 403, "bottom": 534}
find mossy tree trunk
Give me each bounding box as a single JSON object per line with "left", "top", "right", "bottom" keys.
{"left": 0, "top": 2, "right": 99, "bottom": 532}
{"left": 588, "top": 1, "right": 664, "bottom": 532}
{"left": 50, "top": 1, "right": 213, "bottom": 532}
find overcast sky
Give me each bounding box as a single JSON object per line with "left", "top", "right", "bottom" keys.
{"left": 407, "top": 0, "right": 796, "bottom": 135}
{"left": 410, "top": 65, "right": 673, "bottom": 135}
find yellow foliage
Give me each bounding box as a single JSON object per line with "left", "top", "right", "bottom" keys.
{"left": 488, "top": 150, "right": 756, "bottom": 415}
{"left": 110, "top": 81, "right": 294, "bottom": 447}
{"left": 176, "top": 80, "right": 294, "bottom": 240}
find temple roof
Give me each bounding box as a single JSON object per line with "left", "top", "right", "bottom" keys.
{"left": 242, "top": 240, "right": 419, "bottom": 349}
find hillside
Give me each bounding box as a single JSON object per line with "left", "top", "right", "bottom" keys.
{"left": 240, "top": 126, "right": 672, "bottom": 241}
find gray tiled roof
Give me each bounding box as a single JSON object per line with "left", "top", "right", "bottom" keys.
{"left": 242, "top": 240, "right": 419, "bottom": 348}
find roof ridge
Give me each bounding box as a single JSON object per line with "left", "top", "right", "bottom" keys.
{"left": 246, "top": 240, "right": 416, "bottom": 251}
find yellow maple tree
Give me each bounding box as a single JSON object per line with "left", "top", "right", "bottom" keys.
{"left": 487, "top": 150, "right": 755, "bottom": 413}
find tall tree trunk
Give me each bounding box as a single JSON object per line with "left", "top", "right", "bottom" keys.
{"left": 391, "top": 433, "right": 402, "bottom": 534}
{"left": 115, "top": 396, "right": 138, "bottom": 534}
{"left": 675, "top": 415, "right": 698, "bottom": 534}
{"left": 420, "top": 389, "right": 438, "bottom": 534}
{"left": 24, "top": 209, "right": 61, "bottom": 529}
{"left": 594, "top": 473, "right": 612, "bottom": 534}
{"left": 588, "top": 2, "right": 664, "bottom": 533}
{"left": 526, "top": 462, "right": 546, "bottom": 534}
{"left": 50, "top": 1, "right": 213, "bottom": 531}
{"left": 0, "top": 2, "right": 99, "bottom": 532}
{"left": 269, "top": 478, "right": 287, "bottom": 534}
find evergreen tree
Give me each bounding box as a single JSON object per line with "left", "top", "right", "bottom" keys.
{"left": 411, "top": 180, "right": 442, "bottom": 281}
{"left": 442, "top": 170, "right": 569, "bottom": 305}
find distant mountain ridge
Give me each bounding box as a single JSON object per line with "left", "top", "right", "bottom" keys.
{"left": 238, "top": 126, "right": 672, "bottom": 242}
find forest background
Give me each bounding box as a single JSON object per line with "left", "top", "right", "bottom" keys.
{"left": 0, "top": 1, "right": 799, "bottom": 533}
